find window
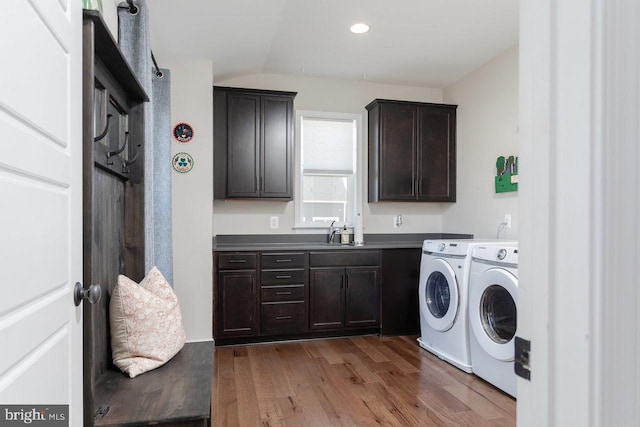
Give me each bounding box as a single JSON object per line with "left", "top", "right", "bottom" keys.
{"left": 295, "top": 111, "right": 362, "bottom": 228}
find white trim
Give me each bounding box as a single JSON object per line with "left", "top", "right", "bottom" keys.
{"left": 517, "top": 1, "right": 553, "bottom": 420}
{"left": 186, "top": 338, "right": 215, "bottom": 344}
{"left": 519, "top": 1, "right": 640, "bottom": 426}
{"left": 294, "top": 110, "right": 363, "bottom": 229}
{"left": 597, "top": 1, "right": 640, "bottom": 425}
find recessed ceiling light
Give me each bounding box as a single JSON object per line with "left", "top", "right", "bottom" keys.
{"left": 350, "top": 23, "right": 370, "bottom": 34}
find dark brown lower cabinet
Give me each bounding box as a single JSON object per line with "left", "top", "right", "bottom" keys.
{"left": 214, "top": 249, "right": 388, "bottom": 344}
{"left": 345, "top": 267, "right": 380, "bottom": 328}
{"left": 260, "top": 252, "right": 307, "bottom": 335}
{"left": 261, "top": 301, "right": 305, "bottom": 334}
{"left": 380, "top": 249, "right": 421, "bottom": 335}
{"left": 310, "top": 266, "right": 380, "bottom": 330}
{"left": 310, "top": 268, "right": 344, "bottom": 329}
{"left": 218, "top": 270, "right": 257, "bottom": 337}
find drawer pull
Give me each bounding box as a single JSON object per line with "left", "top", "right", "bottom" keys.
{"left": 276, "top": 275, "right": 292, "bottom": 279}
{"left": 276, "top": 315, "right": 292, "bottom": 320}
{"left": 228, "top": 259, "right": 247, "bottom": 264}
{"left": 275, "top": 291, "right": 292, "bottom": 295}
{"left": 275, "top": 259, "right": 292, "bottom": 263}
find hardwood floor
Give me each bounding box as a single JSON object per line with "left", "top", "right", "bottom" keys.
{"left": 211, "top": 335, "right": 516, "bottom": 426}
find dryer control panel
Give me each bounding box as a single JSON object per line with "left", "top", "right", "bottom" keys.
{"left": 473, "top": 245, "right": 519, "bottom": 265}
{"left": 423, "top": 240, "right": 472, "bottom": 256}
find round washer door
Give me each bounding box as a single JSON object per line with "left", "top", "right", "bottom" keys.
{"left": 469, "top": 268, "right": 518, "bottom": 361}
{"left": 418, "top": 258, "right": 459, "bottom": 331}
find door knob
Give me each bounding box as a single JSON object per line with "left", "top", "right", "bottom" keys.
{"left": 74, "top": 282, "right": 102, "bottom": 306}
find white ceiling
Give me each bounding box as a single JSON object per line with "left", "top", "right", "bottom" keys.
{"left": 148, "top": 0, "right": 519, "bottom": 88}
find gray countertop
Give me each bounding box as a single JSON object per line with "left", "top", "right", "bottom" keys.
{"left": 212, "top": 233, "right": 473, "bottom": 252}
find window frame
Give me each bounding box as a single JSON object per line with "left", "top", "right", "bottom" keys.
{"left": 294, "top": 110, "right": 363, "bottom": 230}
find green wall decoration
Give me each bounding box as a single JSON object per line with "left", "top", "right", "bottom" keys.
{"left": 495, "top": 155, "right": 518, "bottom": 193}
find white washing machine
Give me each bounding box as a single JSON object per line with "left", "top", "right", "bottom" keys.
{"left": 418, "top": 239, "right": 513, "bottom": 373}
{"left": 468, "top": 244, "right": 519, "bottom": 397}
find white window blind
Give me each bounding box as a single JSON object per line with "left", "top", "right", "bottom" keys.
{"left": 295, "top": 111, "right": 362, "bottom": 228}
{"left": 301, "top": 117, "right": 355, "bottom": 173}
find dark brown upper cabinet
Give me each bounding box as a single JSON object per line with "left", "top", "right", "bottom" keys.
{"left": 367, "top": 99, "right": 457, "bottom": 202}
{"left": 214, "top": 86, "right": 297, "bottom": 200}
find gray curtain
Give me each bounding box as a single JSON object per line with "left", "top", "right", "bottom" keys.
{"left": 152, "top": 69, "right": 173, "bottom": 284}
{"left": 118, "top": 0, "right": 173, "bottom": 284}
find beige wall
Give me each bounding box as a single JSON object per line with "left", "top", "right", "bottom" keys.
{"left": 162, "top": 49, "right": 517, "bottom": 340}
{"left": 442, "top": 46, "right": 519, "bottom": 240}
{"left": 101, "top": 0, "right": 119, "bottom": 38}
{"left": 169, "top": 62, "right": 214, "bottom": 341}
{"left": 213, "top": 73, "right": 447, "bottom": 236}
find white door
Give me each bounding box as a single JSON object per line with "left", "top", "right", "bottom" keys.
{"left": 0, "top": 0, "right": 82, "bottom": 424}
{"left": 519, "top": 1, "right": 640, "bottom": 426}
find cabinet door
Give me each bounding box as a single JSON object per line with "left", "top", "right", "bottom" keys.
{"left": 261, "top": 96, "right": 293, "bottom": 199}
{"left": 227, "top": 93, "right": 260, "bottom": 198}
{"left": 345, "top": 267, "right": 380, "bottom": 328}
{"left": 218, "top": 270, "right": 257, "bottom": 336}
{"left": 380, "top": 249, "right": 421, "bottom": 335}
{"left": 379, "top": 103, "right": 418, "bottom": 200}
{"left": 417, "top": 105, "right": 456, "bottom": 201}
{"left": 309, "top": 268, "right": 345, "bottom": 329}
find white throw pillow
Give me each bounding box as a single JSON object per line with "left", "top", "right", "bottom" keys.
{"left": 110, "top": 266, "right": 186, "bottom": 378}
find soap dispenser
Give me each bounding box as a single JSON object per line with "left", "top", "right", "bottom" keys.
{"left": 341, "top": 225, "right": 350, "bottom": 244}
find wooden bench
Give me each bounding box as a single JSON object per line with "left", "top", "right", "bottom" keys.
{"left": 93, "top": 342, "right": 214, "bottom": 427}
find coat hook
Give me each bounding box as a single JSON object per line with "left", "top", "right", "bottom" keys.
{"left": 94, "top": 114, "right": 113, "bottom": 143}
{"left": 125, "top": 0, "right": 138, "bottom": 15}
{"left": 106, "top": 132, "right": 129, "bottom": 165}
{"left": 122, "top": 144, "right": 141, "bottom": 174}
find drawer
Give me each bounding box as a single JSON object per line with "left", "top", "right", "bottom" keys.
{"left": 261, "top": 269, "right": 305, "bottom": 285}
{"left": 262, "top": 253, "right": 305, "bottom": 269}
{"left": 218, "top": 253, "right": 256, "bottom": 270}
{"left": 309, "top": 250, "right": 380, "bottom": 267}
{"left": 261, "top": 302, "right": 305, "bottom": 334}
{"left": 261, "top": 284, "right": 305, "bottom": 302}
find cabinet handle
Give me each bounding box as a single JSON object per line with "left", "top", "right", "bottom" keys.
{"left": 228, "top": 259, "right": 247, "bottom": 264}
{"left": 275, "top": 259, "right": 292, "bottom": 263}
{"left": 276, "top": 315, "right": 292, "bottom": 320}
{"left": 276, "top": 275, "right": 292, "bottom": 279}
{"left": 341, "top": 275, "right": 344, "bottom": 290}
{"left": 276, "top": 291, "right": 292, "bottom": 295}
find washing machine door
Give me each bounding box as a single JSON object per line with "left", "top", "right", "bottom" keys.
{"left": 469, "top": 268, "right": 518, "bottom": 361}
{"left": 419, "top": 258, "right": 459, "bottom": 332}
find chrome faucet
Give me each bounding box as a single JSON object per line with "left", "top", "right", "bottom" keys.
{"left": 327, "top": 220, "right": 338, "bottom": 244}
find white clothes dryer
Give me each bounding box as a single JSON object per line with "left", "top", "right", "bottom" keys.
{"left": 468, "top": 244, "right": 519, "bottom": 397}
{"left": 418, "top": 239, "right": 514, "bottom": 373}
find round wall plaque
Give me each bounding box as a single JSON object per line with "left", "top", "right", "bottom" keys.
{"left": 172, "top": 152, "right": 194, "bottom": 173}
{"left": 172, "top": 122, "right": 194, "bottom": 143}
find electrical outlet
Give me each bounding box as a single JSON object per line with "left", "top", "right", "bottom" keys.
{"left": 270, "top": 216, "right": 279, "bottom": 229}
{"left": 393, "top": 215, "right": 403, "bottom": 228}
{"left": 504, "top": 214, "right": 512, "bottom": 229}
